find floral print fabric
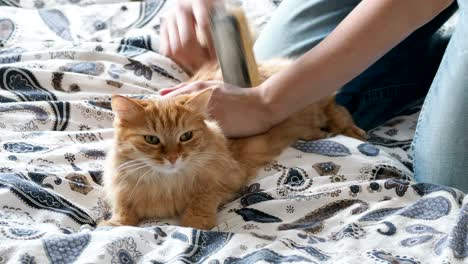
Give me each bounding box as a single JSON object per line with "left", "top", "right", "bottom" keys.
{"left": 0, "top": 1, "right": 466, "bottom": 263}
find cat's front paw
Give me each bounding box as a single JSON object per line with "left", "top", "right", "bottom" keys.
{"left": 345, "top": 125, "right": 367, "bottom": 141}
{"left": 180, "top": 214, "right": 216, "bottom": 230}
{"left": 98, "top": 219, "right": 123, "bottom": 227}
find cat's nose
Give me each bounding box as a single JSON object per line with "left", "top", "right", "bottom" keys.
{"left": 167, "top": 155, "right": 179, "bottom": 165}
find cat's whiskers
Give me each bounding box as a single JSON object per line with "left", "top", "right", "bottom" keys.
{"left": 127, "top": 166, "right": 152, "bottom": 202}
{"left": 115, "top": 159, "right": 146, "bottom": 174}
{"left": 118, "top": 163, "right": 145, "bottom": 175}
{"left": 116, "top": 159, "right": 149, "bottom": 183}
{"left": 118, "top": 164, "right": 147, "bottom": 179}
{"left": 116, "top": 159, "right": 142, "bottom": 170}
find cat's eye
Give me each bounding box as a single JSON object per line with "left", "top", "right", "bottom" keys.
{"left": 144, "top": 135, "right": 160, "bottom": 145}
{"left": 180, "top": 131, "right": 193, "bottom": 142}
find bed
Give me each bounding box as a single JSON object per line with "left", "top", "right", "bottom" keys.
{"left": 0, "top": 0, "right": 466, "bottom": 263}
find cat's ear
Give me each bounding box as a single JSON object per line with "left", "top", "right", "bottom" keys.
{"left": 111, "top": 95, "right": 145, "bottom": 123}
{"left": 184, "top": 88, "right": 214, "bottom": 112}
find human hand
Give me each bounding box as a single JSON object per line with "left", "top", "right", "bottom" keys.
{"left": 160, "top": 0, "right": 217, "bottom": 74}
{"left": 160, "top": 81, "right": 275, "bottom": 138}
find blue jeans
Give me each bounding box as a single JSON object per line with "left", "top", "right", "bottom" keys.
{"left": 254, "top": 0, "right": 468, "bottom": 192}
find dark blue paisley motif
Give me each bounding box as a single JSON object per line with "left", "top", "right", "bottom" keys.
{"left": 280, "top": 200, "right": 369, "bottom": 233}
{"left": 0, "top": 18, "right": 15, "bottom": 44}
{"left": 80, "top": 148, "right": 106, "bottom": 160}
{"left": 240, "top": 192, "right": 274, "bottom": 207}
{"left": 401, "top": 235, "right": 434, "bottom": 247}
{"left": 297, "top": 233, "right": 327, "bottom": 244}
{"left": 359, "top": 207, "right": 403, "bottom": 222}
{"left": 411, "top": 182, "right": 457, "bottom": 198}
{"left": 377, "top": 221, "right": 397, "bottom": 236}
{"left": 117, "top": 35, "right": 152, "bottom": 57}
{"left": 0, "top": 173, "right": 95, "bottom": 225}
{"left": 367, "top": 249, "right": 420, "bottom": 264}
{"left": 0, "top": 104, "right": 49, "bottom": 123}
{"left": 1, "top": 227, "right": 44, "bottom": 240}
{"left": 384, "top": 179, "right": 410, "bottom": 197}
{"left": 0, "top": 94, "right": 16, "bottom": 102}
{"left": 88, "top": 170, "right": 103, "bottom": 185}
{"left": 331, "top": 223, "right": 367, "bottom": 240}
{"left": 405, "top": 224, "right": 440, "bottom": 234}
{"left": 277, "top": 167, "right": 313, "bottom": 196}
{"left": 399, "top": 196, "right": 451, "bottom": 220}
{"left": 0, "top": 47, "right": 25, "bottom": 64}
{"left": 152, "top": 229, "right": 233, "bottom": 264}
{"left": 282, "top": 239, "right": 330, "bottom": 261}
{"left": 19, "top": 253, "right": 36, "bottom": 264}
{"left": 0, "top": 55, "right": 21, "bottom": 64}
{"left": 43, "top": 234, "right": 91, "bottom": 264}
{"left": 106, "top": 237, "right": 142, "bottom": 264}
{"left": 59, "top": 62, "right": 104, "bottom": 76}
{"left": 447, "top": 202, "right": 468, "bottom": 259}
{"left": 135, "top": 0, "right": 165, "bottom": 28}
{"left": 235, "top": 208, "right": 282, "bottom": 223}
{"left": 28, "top": 172, "right": 62, "bottom": 189}
{"left": 10, "top": 228, "right": 34, "bottom": 238}
{"left": 224, "top": 249, "right": 313, "bottom": 264}
{"left": 292, "top": 140, "right": 351, "bottom": 156}
{"left": 434, "top": 235, "right": 449, "bottom": 256}
{"left": 367, "top": 130, "right": 414, "bottom": 149}
{"left": 117, "top": 250, "right": 134, "bottom": 264}
{"left": 3, "top": 142, "right": 48, "bottom": 153}
{"left": 118, "top": 0, "right": 164, "bottom": 38}
{"left": 360, "top": 196, "right": 451, "bottom": 222}
{"left": 0, "top": 68, "right": 69, "bottom": 130}
{"left": 284, "top": 168, "right": 305, "bottom": 187}
{"left": 38, "top": 9, "right": 73, "bottom": 41}
{"left": 171, "top": 231, "right": 188, "bottom": 242}
{"left": 49, "top": 101, "right": 71, "bottom": 131}
{"left": 0, "top": 67, "right": 56, "bottom": 102}
{"left": 357, "top": 143, "right": 380, "bottom": 156}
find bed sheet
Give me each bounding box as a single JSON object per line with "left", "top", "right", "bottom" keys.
{"left": 0, "top": 1, "right": 466, "bottom": 263}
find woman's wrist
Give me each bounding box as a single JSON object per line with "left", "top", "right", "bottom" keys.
{"left": 253, "top": 82, "right": 286, "bottom": 129}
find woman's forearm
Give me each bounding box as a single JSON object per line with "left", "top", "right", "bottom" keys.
{"left": 259, "top": 0, "right": 454, "bottom": 124}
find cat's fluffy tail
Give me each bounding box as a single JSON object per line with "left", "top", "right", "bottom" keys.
{"left": 231, "top": 96, "right": 365, "bottom": 180}
{"left": 230, "top": 99, "right": 331, "bottom": 178}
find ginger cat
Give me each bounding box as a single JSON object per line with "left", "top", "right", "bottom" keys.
{"left": 101, "top": 59, "right": 365, "bottom": 230}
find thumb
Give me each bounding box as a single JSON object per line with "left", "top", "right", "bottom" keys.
{"left": 159, "top": 87, "right": 178, "bottom": 96}
{"left": 159, "top": 82, "right": 188, "bottom": 96}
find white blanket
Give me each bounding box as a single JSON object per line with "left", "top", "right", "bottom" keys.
{"left": 0, "top": 1, "right": 466, "bottom": 263}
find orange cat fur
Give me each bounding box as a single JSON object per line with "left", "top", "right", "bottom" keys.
{"left": 101, "top": 59, "right": 365, "bottom": 230}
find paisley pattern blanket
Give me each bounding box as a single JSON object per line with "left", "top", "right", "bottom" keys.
{"left": 0, "top": 1, "right": 466, "bottom": 263}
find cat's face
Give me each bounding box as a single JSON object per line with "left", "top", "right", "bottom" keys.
{"left": 112, "top": 89, "right": 219, "bottom": 175}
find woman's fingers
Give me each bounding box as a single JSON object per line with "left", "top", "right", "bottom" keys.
{"left": 159, "top": 0, "right": 216, "bottom": 73}
{"left": 159, "top": 17, "right": 171, "bottom": 56}
{"left": 192, "top": 0, "right": 216, "bottom": 59}
{"left": 175, "top": 3, "right": 210, "bottom": 72}
{"left": 167, "top": 16, "right": 182, "bottom": 60}
{"left": 177, "top": 3, "right": 196, "bottom": 49}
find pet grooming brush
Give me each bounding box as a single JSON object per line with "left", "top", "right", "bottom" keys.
{"left": 209, "top": 3, "right": 260, "bottom": 87}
